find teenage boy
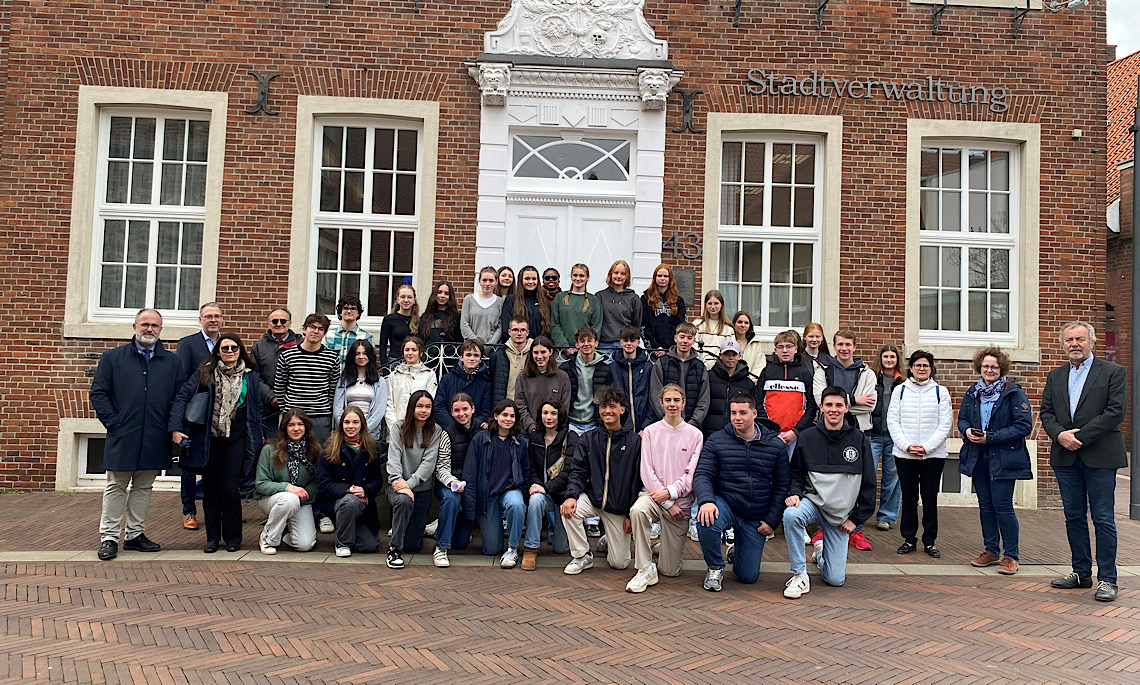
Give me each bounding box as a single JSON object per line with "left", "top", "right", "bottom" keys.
{"left": 435, "top": 339, "right": 492, "bottom": 429}
{"left": 782, "top": 386, "right": 876, "bottom": 599}
{"left": 561, "top": 385, "right": 642, "bottom": 574}
{"left": 627, "top": 384, "right": 703, "bottom": 593}
{"left": 325, "top": 295, "right": 374, "bottom": 365}
{"left": 693, "top": 394, "right": 789, "bottom": 592}
{"left": 755, "top": 329, "right": 818, "bottom": 456}
{"left": 649, "top": 322, "right": 710, "bottom": 429}
{"left": 431, "top": 393, "right": 478, "bottom": 568}
{"left": 491, "top": 315, "right": 533, "bottom": 403}
{"left": 559, "top": 327, "right": 614, "bottom": 434}
{"left": 811, "top": 328, "right": 877, "bottom": 550}
{"left": 610, "top": 325, "right": 656, "bottom": 433}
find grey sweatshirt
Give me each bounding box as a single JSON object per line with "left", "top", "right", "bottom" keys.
{"left": 460, "top": 294, "right": 503, "bottom": 344}
{"left": 387, "top": 422, "right": 450, "bottom": 492}
{"left": 596, "top": 287, "right": 643, "bottom": 343}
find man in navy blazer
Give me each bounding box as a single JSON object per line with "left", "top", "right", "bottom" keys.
{"left": 1040, "top": 321, "right": 1128, "bottom": 602}
{"left": 174, "top": 302, "right": 224, "bottom": 531}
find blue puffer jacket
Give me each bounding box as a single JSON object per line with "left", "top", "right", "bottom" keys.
{"left": 434, "top": 361, "right": 492, "bottom": 429}
{"left": 957, "top": 382, "right": 1033, "bottom": 481}
{"left": 693, "top": 420, "right": 790, "bottom": 527}
{"left": 609, "top": 349, "right": 656, "bottom": 433}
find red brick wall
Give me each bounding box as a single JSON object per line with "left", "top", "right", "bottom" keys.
{"left": 0, "top": 2, "right": 1109, "bottom": 504}
{"left": 1108, "top": 164, "right": 1133, "bottom": 443}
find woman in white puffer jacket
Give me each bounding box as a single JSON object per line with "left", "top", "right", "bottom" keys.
{"left": 886, "top": 349, "right": 952, "bottom": 559}
{"left": 385, "top": 337, "right": 438, "bottom": 440}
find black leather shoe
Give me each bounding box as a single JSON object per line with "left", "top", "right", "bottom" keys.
{"left": 203, "top": 540, "right": 219, "bottom": 554}
{"left": 1095, "top": 581, "right": 1118, "bottom": 602}
{"left": 1051, "top": 572, "right": 1093, "bottom": 589}
{"left": 97, "top": 540, "right": 118, "bottom": 561}
{"left": 225, "top": 541, "right": 242, "bottom": 553}
{"left": 924, "top": 544, "right": 941, "bottom": 559}
{"left": 122, "top": 533, "right": 161, "bottom": 553}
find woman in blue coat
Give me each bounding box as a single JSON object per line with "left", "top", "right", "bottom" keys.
{"left": 462, "top": 399, "right": 531, "bottom": 567}
{"left": 170, "top": 333, "right": 263, "bottom": 553}
{"left": 958, "top": 346, "right": 1033, "bottom": 576}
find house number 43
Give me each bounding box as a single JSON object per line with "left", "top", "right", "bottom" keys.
{"left": 662, "top": 231, "right": 702, "bottom": 260}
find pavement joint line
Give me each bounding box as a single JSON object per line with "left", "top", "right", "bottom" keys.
{"left": 0, "top": 550, "right": 1135, "bottom": 578}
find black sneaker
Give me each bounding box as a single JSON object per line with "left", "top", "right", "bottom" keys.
{"left": 387, "top": 547, "right": 404, "bottom": 569}
{"left": 1051, "top": 572, "right": 1093, "bottom": 589}
{"left": 122, "top": 533, "right": 161, "bottom": 552}
{"left": 97, "top": 540, "right": 117, "bottom": 561}
{"left": 585, "top": 522, "right": 602, "bottom": 538}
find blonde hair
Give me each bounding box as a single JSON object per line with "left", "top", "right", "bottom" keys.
{"left": 390, "top": 284, "right": 420, "bottom": 333}
{"left": 606, "top": 260, "right": 631, "bottom": 290}
{"left": 696, "top": 289, "right": 730, "bottom": 335}
{"left": 562, "top": 263, "right": 592, "bottom": 313}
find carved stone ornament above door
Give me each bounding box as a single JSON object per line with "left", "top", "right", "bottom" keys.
{"left": 485, "top": 0, "right": 668, "bottom": 60}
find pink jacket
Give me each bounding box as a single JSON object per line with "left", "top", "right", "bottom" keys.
{"left": 639, "top": 419, "right": 703, "bottom": 511}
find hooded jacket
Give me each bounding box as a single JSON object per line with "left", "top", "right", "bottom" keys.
{"left": 528, "top": 426, "right": 579, "bottom": 502}
{"left": 435, "top": 360, "right": 492, "bottom": 429}
{"left": 384, "top": 362, "right": 438, "bottom": 439}
{"left": 703, "top": 359, "right": 756, "bottom": 435}
{"left": 813, "top": 358, "right": 877, "bottom": 431}
{"left": 609, "top": 348, "right": 657, "bottom": 433}
{"left": 789, "top": 423, "right": 877, "bottom": 527}
{"left": 461, "top": 430, "right": 531, "bottom": 519}
{"left": 596, "top": 286, "right": 643, "bottom": 343}
{"left": 641, "top": 292, "right": 686, "bottom": 351}
{"left": 886, "top": 379, "right": 953, "bottom": 460}
{"left": 649, "top": 346, "right": 710, "bottom": 428}
{"left": 957, "top": 382, "right": 1033, "bottom": 481}
{"left": 566, "top": 419, "right": 642, "bottom": 517}
{"left": 490, "top": 338, "right": 533, "bottom": 403}
{"left": 755, "top": 353, "right": 817, "bottom": 435}
{"left": 692, "top": 420, "right": 789, "bottom": 528}
{"left": 560, "top": 350, "right": 614, "bottom": 426}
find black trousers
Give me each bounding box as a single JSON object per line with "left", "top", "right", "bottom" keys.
{"left": 388, "top": 488, "right": 434, "bottom": 553}
{"left": 897, "top": 457, "right": 946, "bottom": 547}
{"left": 203, "top": 435, "right": 245, "bottom": 546}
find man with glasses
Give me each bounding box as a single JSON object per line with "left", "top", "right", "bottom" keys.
{"left": 755, "top": 329, "right": 819, "bottom": 457}
{"left": 325, "top": 295, "right": 374, "bottom": 365}
{"left": 90, "top": 309, "right": 182, "bottom": 560}
{"left": 491, "top": 315, "right": 533, "bottom": 404}
{"left": 174, "top": 302, "right": 224, "bottom": 530}
{"left": 251, "top": 307, "right": 297, "bottom": 440}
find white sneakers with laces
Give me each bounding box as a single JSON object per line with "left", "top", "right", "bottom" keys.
{"left": 500, "top": 547, "right": 519, "bottom": 569}
{"left": 564, "top": 553, "right": 594, "bottom": 575}
{"left": 784, "top": 572, "right": 811, "bottom": 599}
{"left": 625, "top": 563, "right": 659, "bottom": 593}
{"left": 433, "top": 547, "right": 450, "bottom": 567}
{"left": 319, "top": 517, "right": 334, "bottom": 534}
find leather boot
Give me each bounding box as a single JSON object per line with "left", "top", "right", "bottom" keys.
{"left": 521, "top": 546, "right": 539, "bottom": 571}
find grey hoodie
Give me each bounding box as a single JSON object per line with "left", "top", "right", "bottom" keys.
{"left": 596, "top": 286, "right": 643, "bottom": 343}
{"left": 387, "top": 422, "right": 450, "bottom": 492}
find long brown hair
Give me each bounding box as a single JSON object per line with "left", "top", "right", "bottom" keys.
{"left": 420, "top": 280, "right": 459, "bottom": 338}
{"left": 390, "top": 284, "right": 420, "bottom": 334}
{"left": 522, "top": 336, "right": 558, "bottom": 378}
{"left": 696, "top": 290, "right": 730, "bottom": 335}
{"left": 323, "top": 406, "right": 380, "bottom": 465}
{"left": 487, "top": 399, "right": 521, "bottom": 436}
{"left": 872, "top": 344, "right": 906, "bottom": 377}
{"left": 512, "top": 265, "right": 551, "bottom": 335}
{"left": 399, "top": 389, "right": 437, "bottom": 449}
{"left": 495, "top": 266, "right": 514, "bottom": 298}
{"left": 270, "top": 408, "right": 322, "bottom": 469}
{"left": 644, "top": 263, "right": 680, "bottom": 316}
{"left": 196, "top": 332, "right": 257, "bottom": 389}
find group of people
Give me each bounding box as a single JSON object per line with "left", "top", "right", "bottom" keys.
{"left": 89, "top": 260, "right": 1127, "bottom": 603}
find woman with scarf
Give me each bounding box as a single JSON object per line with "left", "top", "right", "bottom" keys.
{"left": 319, "top": 406, "right": 385, "bottom": 557}
{"left": 957, "top": 346, "right": 1032, "bottom": 576}
{"left": 170, "top": 332, "right": 263, "bottom": 553}
{"left": 254, "top": 408, "right": 321, "bottom": 554}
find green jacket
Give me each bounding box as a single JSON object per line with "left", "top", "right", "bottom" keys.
{"left": 254, "top": 444, "right": 319, "bottom": 502}
{"left": 551, "top": 291, "right": 603, "bottom": 347}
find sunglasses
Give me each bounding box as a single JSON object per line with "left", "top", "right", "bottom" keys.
{"left": 270, "top": 318, "right": 289, "bottom": 325}
{"left": 218, "top": 346, "right": 240, "bottom": 353}
{"left": 543, "top": 275, "right": 560, "bottom": 281}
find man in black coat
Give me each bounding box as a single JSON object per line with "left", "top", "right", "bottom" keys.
{"left": 250, "top": 306, "right": 297, "bottom": 439}
{"left": 174, "top": 302, "right": 224, "bottom": 530}
{"left": 1041, "top": 321, "right": 1129, "bottom": 602}
{"left": 89, "top": 309, "right": 182, "bottom": 561}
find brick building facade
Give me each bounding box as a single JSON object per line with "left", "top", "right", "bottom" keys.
{"left": 1107, "top": 49, "right": 1137, "bottom": 444}
{"left": 0, "top": 1, "right": 1111, "bottom": 508}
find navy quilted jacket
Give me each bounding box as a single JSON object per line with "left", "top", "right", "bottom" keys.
{"left": 693, "top": 420, "right": 790, "bottom": 528}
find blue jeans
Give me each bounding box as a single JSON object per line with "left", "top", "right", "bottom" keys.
{"left": 433, "top": 484, "right": 473, "bottom": 551}
{"left": 871, "top": 434, "right": 901, "bottom": 524}
{"left": 476, "top": 489, "right": 526, "bottom": 556}
{"left": 973, "top": 454, "right": 1019, "bottom": 560}
{"left": 1053, "top": 460, "right": 1118, "bottom": 583}
{"left": 696, "top": 496, "right": 767, "bottom": 584}
{"left": 180, "top": 471, "right": 203, "bottom": 516}
{"left": 783, "top": 498, "right": 849, "bottom": 586}
{"left": 525, "top": 492, "right": 569, "bottom": 553}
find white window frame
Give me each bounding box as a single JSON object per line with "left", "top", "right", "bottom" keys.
{"left": 289, "top": 97, "right": 439, "bottom": 332}
{"left": 918, "top": 140, "right": 1020, "bottom": 345}
{"left": 65, "top": 86, "right": 227, "bottom": 340}
{"left": 716, "top": 133, "right": 824, "bottom": 334}
{"left": 905, "top": 119, "right": 1040, "bottom": 362}
{"left": 703, "top": 114, "right": 842, "bottom": 343}
{"left": 508, "top": 131, "right": 636, "bottom": 197}
{"left": 308, "top": 117, "right": 423, "bottom": 323}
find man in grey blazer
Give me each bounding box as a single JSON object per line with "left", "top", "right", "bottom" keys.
{"left": 1040, "top": 321, "right": 1128, "bottom": 602}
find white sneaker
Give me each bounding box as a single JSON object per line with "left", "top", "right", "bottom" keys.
{"left": 564, "top": 553, "right": 594, "bottom": 575}
{"left": 804, "top": 532, "right": 812, "bottom": 545}
{"left": 319, "top": 517, "right": 334, "bottom": 534}
{"left": 784, "top": 572, "right": 811, "bottom": 599}
{"left": 433, "top": 547, "right": 450, "bottom": 568}
{"left": 650, "top": 522, "right": 661, "bottom": 540}
{"left": 652, "top": 542, "right": 661, "bottom": 558}
{"left": 876, "top": 520, "right": 891, "bottom": 531}
{"left": 259, "top": 536, "right": 277, "bottom": 555}
{"left": 625, "top": 563, "right": 659, "bottom": 593}
{"left": 424, "top": 519, "right": 439, "bottom": 538}
{"left": 500, "top": 547, "right": 519, "bottom": 569}
{"left": 596, "top": 535, "right": 608, "bottom": 554}
{"left": 335, "top": 545, "right": 351, "bottom": 558}
{"left": 812, "top": 540, "right": 823, "bottom": 565}
{"left": 688, "top": 521, "right": 699, "bottom": 541}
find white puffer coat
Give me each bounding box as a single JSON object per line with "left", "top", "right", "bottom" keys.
{"left": 384, "top": 362, "right": 438, "bottom": 439}
{"left": 886, "top": 379, "right": 953, "bottom": 460}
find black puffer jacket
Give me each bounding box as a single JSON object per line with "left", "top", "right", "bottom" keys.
{"left": 528, "top": 427, "right": 579, "bottom": 503}
{"left": 445, "top": 420, "right": 477, "bottom": 477}
{"left": 693, "top": 420, "right": 789, "bottom": 528}
{"left": 702, "top": 360, "right": 755, "bottom": 435}
{"left": 566, "top": 419, "right": 642, "bottom": 516}
{"left": 870, "top": 371, "right": 904, "bottom": 435}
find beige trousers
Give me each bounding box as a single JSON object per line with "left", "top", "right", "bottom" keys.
{"left": 630, "top": 494, "right": 689, "bottom": 575}
{"left": 564, "top": 494, "right": 632, "bottom": 569}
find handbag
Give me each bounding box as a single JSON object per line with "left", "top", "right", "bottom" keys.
{"left": 184, "top": 392, "right": 210, "bottom": 425}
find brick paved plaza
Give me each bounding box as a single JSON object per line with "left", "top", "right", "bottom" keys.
{"left": 1, "top": 489, "right": 1139, "bottom": 684}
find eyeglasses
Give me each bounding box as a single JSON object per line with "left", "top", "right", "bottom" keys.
{"left": 306, "top": 325, "right": 327, "bottom": 332}
{"left": 510, "top": 327, "right": 528, "bottom": 334}
{"left": 911, "top": 363, "right": 931, "bottom": 369}
{"left": 270, "top": 318, "right": 289, "bottom": 325}
{"left": 218, "top": 346, "right": 240, "bottom": 353}
{"left": 980, "top": 365, "right": 1002, "bottom": 371}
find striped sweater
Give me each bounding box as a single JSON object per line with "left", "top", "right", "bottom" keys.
{"left": 273, "top": 344, "right": 340, "bottom": 416}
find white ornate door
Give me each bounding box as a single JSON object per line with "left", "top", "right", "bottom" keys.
{"left": 505, "top": 202, "right": 634, "bottom": 291}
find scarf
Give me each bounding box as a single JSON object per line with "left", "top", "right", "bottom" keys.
{"left": 286, "top": 439, "right": 315, "bottom": 484}
{"left": 974, "top": 376, "right": 1006, "bottom": 404}
{"left": 210, "top": 359, "right": 246, "bottom": 438}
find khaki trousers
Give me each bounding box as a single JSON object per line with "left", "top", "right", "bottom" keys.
{"left": 99, "top": 470, "right": 159, "bottom": 542}
{"left": 630, "top": 494, "right": 689, "bottom": 575}
{"left": 564, "top": 494, "right": 631, "bottom": 569}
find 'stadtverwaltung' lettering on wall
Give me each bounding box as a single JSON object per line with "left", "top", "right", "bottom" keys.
{"left": 747, "top": 69, "right": 1009, "bottom": 113}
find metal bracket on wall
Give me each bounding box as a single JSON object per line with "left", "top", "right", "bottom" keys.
{"left": 1012, "top": 0, "right": 1031, "bottom": 37}
{"left": 245, "top": 71, "right": 281, "bottom": 116}
{"left": 817, "top": 0, "right": 831, "bottom": 30}
{"left": 671, "top": 89, "right": 704, "bottom": 135}
{"left": 413, "top": 0, "right": 419, "bottom": 12}
{"left": 932, "top": 0, "right": 948, "bottom": 35}
{"left": 733, "top": 0, "right": 743, "bottom": 26}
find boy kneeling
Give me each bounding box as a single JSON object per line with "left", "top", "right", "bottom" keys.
{"left": 782, "top": 385, "right": 877, "bottom": 598}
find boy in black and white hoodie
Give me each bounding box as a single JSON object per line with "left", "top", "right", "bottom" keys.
{"left": 781, "top": 385, "right": 876, "bottom": 599}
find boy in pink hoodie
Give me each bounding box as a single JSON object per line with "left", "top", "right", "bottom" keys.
{"left": 626, "top": 383, "right": 703, "bottom": 593}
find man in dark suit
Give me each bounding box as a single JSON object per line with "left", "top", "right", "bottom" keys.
{"left": 174, "top": 302, "right": 224, "bottom": 531}
{"left": 1041, "top": 321, "right": 1128, "bottom": 602}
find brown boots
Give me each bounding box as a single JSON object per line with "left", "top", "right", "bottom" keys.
{"left": 521, "top": 546, "right": 539, "bottom": 571}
